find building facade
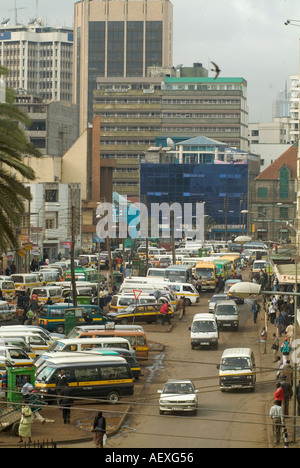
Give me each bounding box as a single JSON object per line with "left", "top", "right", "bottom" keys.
{"left": 73, "top": 0, "right": 174, "bottom": 132}
{"left": 26, "top": 182, "right": 81, "bottom": 262}
{"left": 94, "top": 74, "right": 249, "bottom": 197}
{"left": 140, "top": 138, "right": 260, "bottom": 241}
{"left": 0, "top": 24, "right": 73, "bottom": 102}
{"left": 249, "top": 145, "right": 297, "bottom": 243}
{"left": 15, "top": 91, "right": 79, "bottom": 155}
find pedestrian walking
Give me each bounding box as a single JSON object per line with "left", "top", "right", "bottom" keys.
{"left": 55, "top": 370, "right": 67, "bottom": 395}
{"left": 160, "top": 302, "right": 171, "bottom": 325}
{"left": 280, "top": 338, "right": 291, "bottom": 364}
{"left": 92, "top": 411, "right": 107, "bottom": 448}
{"left": 269, "top": 400, "right": 284, "bottom": 446}
{"left": 281, "top": 375, "right": 293, "bottom": 417}
{"left": 177, "top": 297, "right": 185, "bottom": 320}
{"left": 275, "top": 311, "right": 286, "bottom": 337}
{"left": 271, "top": 334, "right": 279, "bottom": 363}
{"left": 59, "top": 384, "right": 73, "bottom": 424}
{"left": 296, "top": 380, "right": 300, "bottom": 416}
{"left": 18, "top": 405, "right": 33, "bottom": 444}
{"left": 280, "top": 360, "right": 293, "bottom": 386}
{"left": 274, "top": 382, "right": 284, "bottom": 407}
{"left": 260, "top": 327, "right": 267, "bottom": 354}
{"left": 268, "top": 302, "right": 276, "bottom": 325}
{"left": 285, "top": 323, "right": 294, "bottom": 346}
{"left": 252, "top": 300, "right": 261, "bottom": 324}
{"left": 21, "top": 377, "right": 34, "bottom": 402}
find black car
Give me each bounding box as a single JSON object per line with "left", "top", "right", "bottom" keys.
{"left": 107, "top": 303, "right": 173, "bottom": 325}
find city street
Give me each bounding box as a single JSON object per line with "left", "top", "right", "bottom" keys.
{"left": 105, "top": 292, "right": 273, "bottom": 449}
{"left": 55, "top": 282, "right": 280, "bottom": 450}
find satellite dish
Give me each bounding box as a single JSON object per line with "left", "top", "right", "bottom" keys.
{"left": 166, "top": 138, "right": 176, "bottom": 149}
{"left": 1, "top": 18, "right": 10, "bottom": 26}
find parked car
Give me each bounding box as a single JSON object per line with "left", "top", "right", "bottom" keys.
{"left": 158, "top": 379, "right": 199, "bottom": 415}
{"left": 107, "top": 303, "right": 173, "bottom": 325}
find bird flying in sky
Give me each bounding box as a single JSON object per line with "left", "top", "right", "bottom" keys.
{"left": 211, "top": 61, "right": 221, "bottom": 80}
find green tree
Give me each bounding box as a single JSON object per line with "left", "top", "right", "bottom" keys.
{"left": 0, "top": 66, "right": 41, "bottom": 251}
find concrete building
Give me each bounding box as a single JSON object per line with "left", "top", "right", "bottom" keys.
{"left": 248, "top": 118, "right": 292, "bottom": 146}
{"left": 290, "top": 76, "right": 300, "bottom": 145}
{"left": 23, "top": 116, "right": 116, "bottom": 251}
{"left": 26, "top": 182, "right": 81, "bottom": 262}
{"left": 94, "top": 73, "right": 248, "bottom": 197}
{"left": 249, "top": 145, "right": 297, "bottom": 243}
{"left": 0, "top": 23, "right": 73, "bottom": 102}
{"left": 140, "top": 137, "right": 260, "bottom": 241}
{"left": 73, "top": 0, "right": 174, "bottom": 132}
{"left": 14, "top": 90, "right": 79, "bottom": 156}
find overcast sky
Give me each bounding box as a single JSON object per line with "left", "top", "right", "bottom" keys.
{"left": 1, "top": 0, "right": 300, "bottom": 122}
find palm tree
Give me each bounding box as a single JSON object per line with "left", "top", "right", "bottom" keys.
{"left": 0, "top": 66, "right": 41, "bottom": 251}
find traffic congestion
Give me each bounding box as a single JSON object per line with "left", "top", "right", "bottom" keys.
{"left": 0, "top": 238, "right": 298, "bottom": 447}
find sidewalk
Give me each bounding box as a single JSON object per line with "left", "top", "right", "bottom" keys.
{"left": 256, "top": 299, "right": 300, "bottom": 448}
{"left": 0, "top": 341, "right": 166, "bottom": 448}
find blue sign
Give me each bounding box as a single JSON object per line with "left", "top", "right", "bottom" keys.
{"left": 0, "top": 32, "right": 11, "bottom": 41}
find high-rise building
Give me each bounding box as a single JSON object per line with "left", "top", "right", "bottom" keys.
{"left": 0, "top": 23, "right": 73, "bottom": 102}
{"left": 74, "top": 0, "right": 173, "bottom": 132}
{"left": 94, "top": 73, "right": 248, "bottom": 197}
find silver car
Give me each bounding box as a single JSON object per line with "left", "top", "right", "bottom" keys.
{"left": 158, "top": 379, "right": 199, "bottom": 415}
{"left": 208, "top": 294, "right": 229, "bottom": 313}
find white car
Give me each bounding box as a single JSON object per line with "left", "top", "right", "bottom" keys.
{"left": 208, "top": 294, "right": 229, "bottom": 312}
{"left": 158, "top": 379, "right": 199, "bottom": 415}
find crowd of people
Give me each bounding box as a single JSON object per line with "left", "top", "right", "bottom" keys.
{"left": 258, "top": 290, "right": 300, "bottom": 446}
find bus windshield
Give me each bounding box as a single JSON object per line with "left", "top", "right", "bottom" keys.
{"left": 195, "top": 267, "right": 214, "bottom": 279}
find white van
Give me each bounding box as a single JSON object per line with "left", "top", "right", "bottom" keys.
{"left": 0, "top": 279, "right": 16, "bottom": 300}
{"left": 48, "top": 337, "right": 133, "bottom": 353}
{"left": 0, "top": 331, "right": 51, "bottom": 355}
{"left": 166, "top": 283, "right": 199, "bottom": 306}
{"left": 0, "top": 345, "right": 34, "bottom": 367}
{"left": 31, "top": 286, "right": 63, "bottom": 305}
{"left": 147, "top": 268, "right": 167, "bottom": 279}
{"left": 11, "top": 273, "right": 42, "bottom": 293}
{"left": 109, "top": 294, "right": 171, "bottom": 313}
{"left": 214, "top": 300, "right": 239, "bottom": 331}
{"left": 0, "top": 326, "right": 63, "bottom": 344}
{"left": 39, "top": 271, "right": 60, "bottom": 285}
{"left": 217, "top": 348, "right": 256, "bottom": 392}
{"left": 0, "top": 336, "right": 36, "bottom": 359}
{"left": 189, "top": 314, "right": 219, "bottom": 350}
{"left": 0, "top": 300, "right": 14, "bottom": 322}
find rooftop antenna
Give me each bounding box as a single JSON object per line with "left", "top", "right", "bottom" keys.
{"left": 10, "top": 0, "right": 26, "bottom": 26}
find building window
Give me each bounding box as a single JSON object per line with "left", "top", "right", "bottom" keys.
{"left": 279, "top": 166, "right": 290, "bottom": 199}
{"left": 45, "top": 190, "right": 58, "bottom": 203}
{"left": 280, "top": 207, "right": 289, "bottom": 220}
{"left": 258, "top": 187, "right": 268, "bottom": 198}
{"left": 258, "top": 207, "right": 267, "bottom": 218}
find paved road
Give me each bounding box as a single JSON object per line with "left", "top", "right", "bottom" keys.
{"left": 63, "top": 291, "right": 275, "bottom": 449}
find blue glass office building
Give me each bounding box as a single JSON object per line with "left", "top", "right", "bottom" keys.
{"left": 140, "top": 162, "right": 250, "bottom": 240}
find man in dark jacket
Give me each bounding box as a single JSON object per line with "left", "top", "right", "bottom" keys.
{"left": 59, "top": 384, "right": 73, "bottom": 424}
{"left": 281, "top": 375, "right": 293, "bottom": 417}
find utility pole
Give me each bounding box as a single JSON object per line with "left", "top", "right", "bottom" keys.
{"left": 71, "top": 205, "right": 78, "bottom": 308}
{"left": 106, "top": 236, "right": 113, "bottom": 292}
{"left": 171, "top": 210, "right": 176, "bottom": 265}
{"left": 224, "top": 198, "right": 229, "bottom": 242}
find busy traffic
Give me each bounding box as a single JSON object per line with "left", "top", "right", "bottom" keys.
{"left": 0, "top": 238, "right": 298, "bottom": 448}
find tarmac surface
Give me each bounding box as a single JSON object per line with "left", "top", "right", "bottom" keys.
{"left": 0, "top": 330, "right": 168, "bottom": 448}
{"left": 1, "top": 284, "right": 300, "bottom": 449}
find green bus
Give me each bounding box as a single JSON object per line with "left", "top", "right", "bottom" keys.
{"left": 64, "top": 267, "right": 99, "bottom": 283}
{"left": 213, "top": 259, "right": 232, "bottom": 280}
